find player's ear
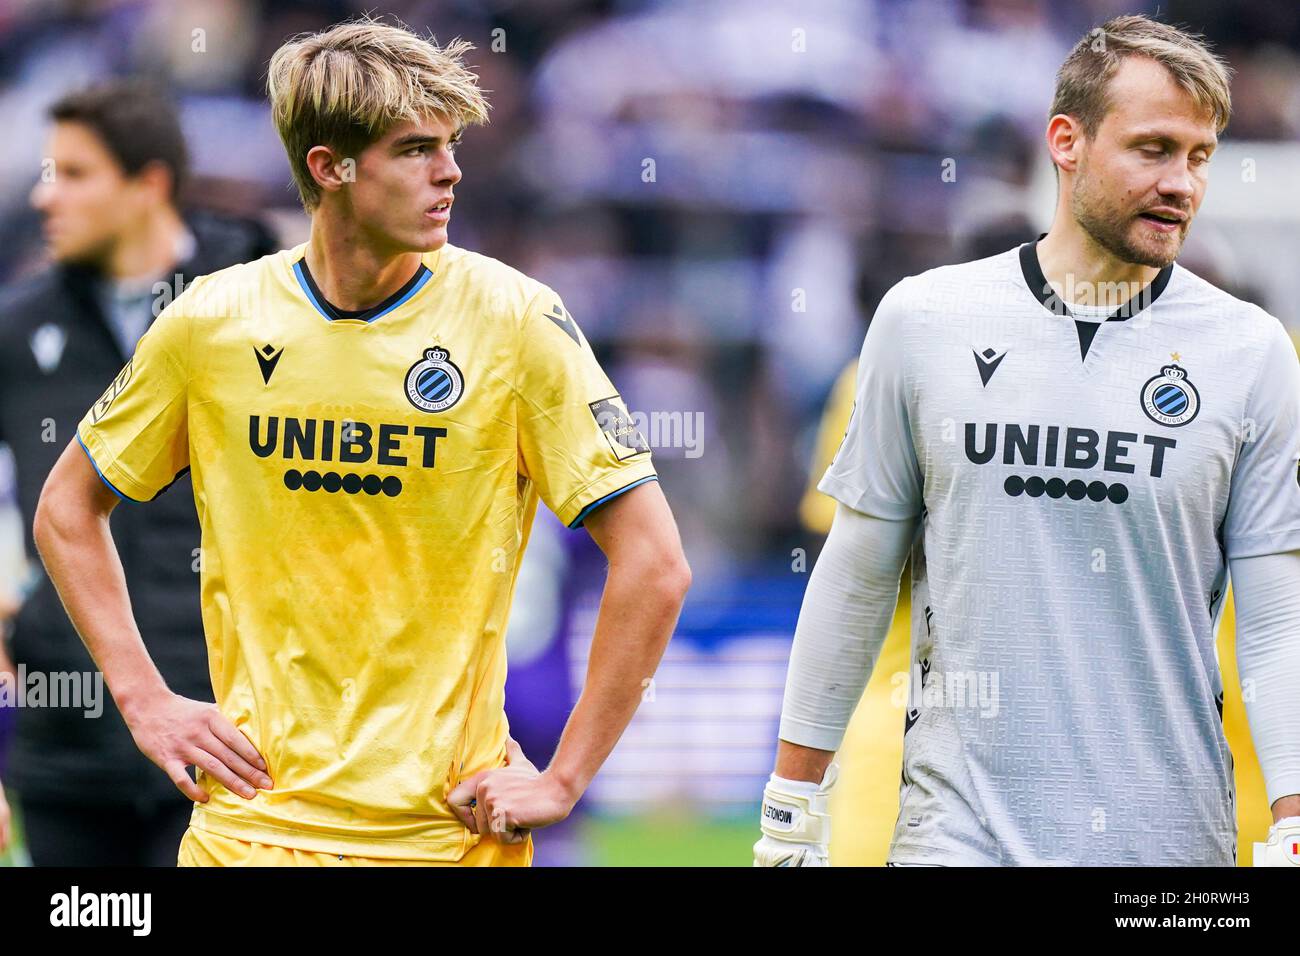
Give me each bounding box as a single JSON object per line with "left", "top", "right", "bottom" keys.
{"left": 1045, "top": 114, "right": 1083, "bottom": 175}
{"left": 304, "top": 144, "right": 350, "bottom": 198}
{"left": 132, "top": 159, "right": 176, "bottom": 207}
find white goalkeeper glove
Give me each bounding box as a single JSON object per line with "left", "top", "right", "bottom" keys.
{"left": 1252, "top": 816, "right": 1300, "bottom": 867}
{"left": 753, "top": 763, "right": 838, "bottom": 867}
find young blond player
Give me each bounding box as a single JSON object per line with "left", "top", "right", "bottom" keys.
{"left": 35, "top": 19, "right": 690, "bottom": 866}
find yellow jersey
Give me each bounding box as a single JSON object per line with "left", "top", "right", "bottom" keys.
{"left": 76, "top": 242, "right": 656, "bottom": 860}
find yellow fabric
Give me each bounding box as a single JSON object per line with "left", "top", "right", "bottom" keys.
{"left": 804, "top": 362, "right": 1271, "bottom": 866}
{"left": 78, "top": 243, "right": 654, "bottom": 861}
{"left": 798, "top": 362, "right": 858, "bottom": 536}
{"left": 177, "top": 825, "right": 532, "bottom": 867}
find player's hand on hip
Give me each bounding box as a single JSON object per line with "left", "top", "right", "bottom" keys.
{"left": 447, "top": 737, "right": 574, "bottom": 844}
{"left": 753, "top": 763, "right": 838, "bottom": 866}
{"left": 125, "top": 692, "right": 272, "bottom": 803}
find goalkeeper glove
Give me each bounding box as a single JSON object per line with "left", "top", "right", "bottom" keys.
{"left": 753, "top": 763, "right": 837, "bottom": 867}
{"left": 1252, "top": 816, "right": 1300, "bottom": 867}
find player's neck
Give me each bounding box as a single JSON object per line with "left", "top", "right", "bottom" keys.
{"left": 304, "top": 214, "right": 425, "bottom": 313}
{"left": 102, "top": 205, "right": 188, "bottom": 283}
{"left": 1036, "top": 223, "right": 1162, "bottom": 311}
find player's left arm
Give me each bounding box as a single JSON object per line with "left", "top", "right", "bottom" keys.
{"left": 1222, "top": 316, "right": 1300, "bottom": 863}
{"left": 1230, "top": 550, "right": 1300, "bottom": 865}
{"left": 451, "top": 481, "right": 689, "bottom": 841}
{"left": 1229, "top": 550, "right": 1300, "bottom": 812}
{"left": 551, "top": 479, "right": 689, "bottom": 780}
{"left": 447, "top": 287, "right": 689, "bottom": 842}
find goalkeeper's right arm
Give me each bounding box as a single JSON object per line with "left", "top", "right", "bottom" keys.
{"left": 755, "top": 502, "right": 917, "bottom": 866}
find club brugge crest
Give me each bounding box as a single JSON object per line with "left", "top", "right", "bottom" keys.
{"left": 1140, "top": 363, "right": 1199, "bottom": 427}
{"left": 405, "top": 346, "right": 464, "bottom": 413}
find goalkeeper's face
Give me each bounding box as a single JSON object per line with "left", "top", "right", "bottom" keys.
{"left": 341, "top": 112, "right": 463, "bottom": 255}
{"left": 1068, "top": 56, "right": 1217, "bottom": 270}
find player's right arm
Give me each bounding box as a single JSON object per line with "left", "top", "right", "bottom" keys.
{"left": 757, "top": 504, "right": 917, "bottom": 866}
{"left": 35, "top": 435, "right": 269, "bottom": 803}
{"left": 32, "top": 291, "right": 270, "bottom": 805}
{"left": 758, "top": 277, "right": 923, "bottom": 866}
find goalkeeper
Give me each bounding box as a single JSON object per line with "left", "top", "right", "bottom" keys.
{"left": 757, "top": 14, "right": 1300, "bottom": 868}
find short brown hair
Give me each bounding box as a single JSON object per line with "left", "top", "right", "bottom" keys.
{"left": 267, "top": 16, "right": 491, "bottom": 210}
{"left": 50, "top": 80, "right": 189, "bottom": 201}
{"left": 1052, "top": 14, "right": 1233, "bottom": 138}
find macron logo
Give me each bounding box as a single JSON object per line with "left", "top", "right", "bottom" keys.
{"left": 50, "top": 885, "right": 151, "bottom": 936}
{"left": 256, "top": 344, "right": 284, "bottom": 385}
{"left": 973, "top": 347, "right": 1008, "bottom": 387}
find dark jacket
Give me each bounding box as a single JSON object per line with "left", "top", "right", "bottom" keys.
{"left": 0, "top": 211, "right": 276, "bottom": 805}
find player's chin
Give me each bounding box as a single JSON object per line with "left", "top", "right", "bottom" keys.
{"left": 409, "top": 223, "right": 449, "bottom": 252}
{"left": 51, "top": 241, "right": 104, "bottom": 268}
{"left": 1127, "top": 220, "right": 1182, "bottom": 266}
{"left": 44, "top": 232, "right": 85, "bottom": 262}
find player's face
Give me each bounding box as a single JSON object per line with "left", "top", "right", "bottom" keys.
{"left": 30, "top": 122, "right": 146, "bottom": 266}
{"left": 350, "top": 113, "right": 462, "bottom": 254}
{"left": 1070, "top": 56, "right": 1218, "bottom": 269}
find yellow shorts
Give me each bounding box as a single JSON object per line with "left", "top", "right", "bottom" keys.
{"left": 177, "top": 826, "right": 533, "bottom": 867}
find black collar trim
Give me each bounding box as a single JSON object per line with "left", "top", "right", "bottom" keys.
{"left": 1018, "top": 233, "right": 1173, "bottom": 322}
{"left": 294, "top": 257, "right": 431, "bottom": 324}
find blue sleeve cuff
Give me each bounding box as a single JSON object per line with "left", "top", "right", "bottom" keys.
{"left": 568, "top": 475, "right": 659, "bottom": 528}
{"left": 76, "top": 432, "right": 139, "bottom": 503}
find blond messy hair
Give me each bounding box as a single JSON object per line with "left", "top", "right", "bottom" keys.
{"left": 1052, "top": 14, "right": 1233, "bottom": 139}
{"left": 267, "top": 17, "right": 490, "bottom": 210}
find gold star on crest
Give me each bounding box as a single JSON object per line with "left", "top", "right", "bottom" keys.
{"left": 1170, "top": 351, "right": 1181, "bottom": 362}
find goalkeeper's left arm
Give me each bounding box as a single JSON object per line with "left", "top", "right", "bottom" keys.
{"left": 756, "top": 502, "right": 917, "bottom": 866}
{"left": 1230, "top": 550, "right": 1300, "bottom": 867}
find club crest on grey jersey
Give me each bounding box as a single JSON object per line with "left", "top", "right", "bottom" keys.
{"left": 1140, "top": 362, "right": 1200, "bottom": 427}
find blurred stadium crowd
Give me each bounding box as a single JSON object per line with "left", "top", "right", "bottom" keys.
{"left": 2, "top": 0, "right": 1300, "bottom": 864}
{"left": 4, "top": 0, "right": 1300, "bottom": 559}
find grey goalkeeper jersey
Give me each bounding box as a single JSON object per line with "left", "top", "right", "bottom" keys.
{"left": 818, "top": 240, "right": 1300, "bottom": 866}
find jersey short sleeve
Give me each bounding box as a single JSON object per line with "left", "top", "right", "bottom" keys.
{"left": 817, "top": 277, "right": 923, "bottom": 520}
{"left": 76, "top": 288, "right": 193, "bottom": 502}
{"left": 516, "top": 288, "right": 657, "bottom": 528}
{"left": 1223, "top": 316, "right": 1300, "bottom": 558}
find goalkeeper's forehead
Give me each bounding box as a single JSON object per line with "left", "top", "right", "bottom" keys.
{"left": 1096, "top": 57, "right": 1220, "bottom": 148}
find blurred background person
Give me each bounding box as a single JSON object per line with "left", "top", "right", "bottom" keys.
{"left": 0, "top": 776, "right": 11, "bottom": 856}
{"left": 0, "top": 447, "right": 23, "bottom": 865}
{"left": 0, "top": 79, "right": 274, "bottom": 865}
